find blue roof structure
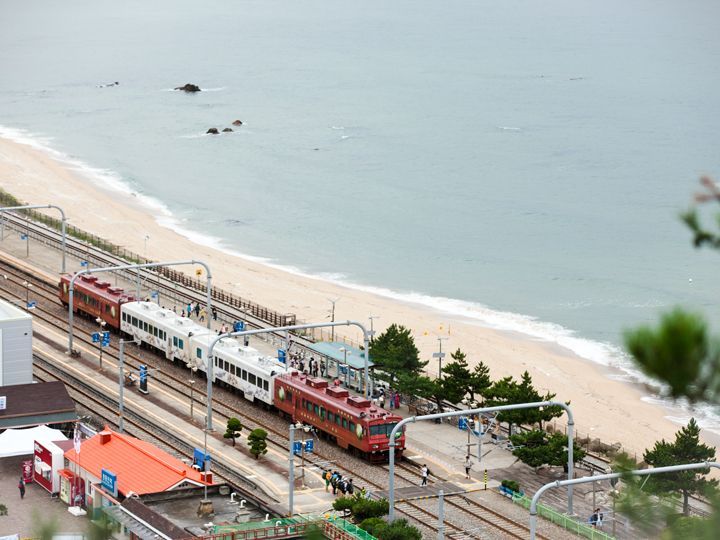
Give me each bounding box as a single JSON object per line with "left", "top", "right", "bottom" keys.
{"left": 307, "top": 341, "right": 374, "bottom": 370}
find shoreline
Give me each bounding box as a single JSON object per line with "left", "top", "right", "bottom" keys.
{"left": 0, "top": 131, "right": 714, "bottom": 456}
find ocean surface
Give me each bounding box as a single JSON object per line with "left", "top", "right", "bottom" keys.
{"left": 2, "top": 1, "right": 720, "bottom": 423}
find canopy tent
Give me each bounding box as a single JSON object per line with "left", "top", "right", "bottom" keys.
{"left": 0, "top": 425, "right": 68, "bottom": 458}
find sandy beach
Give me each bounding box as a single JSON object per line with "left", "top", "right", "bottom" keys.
{"left": 0, "top": 135, "right": 709, "bottom": 457}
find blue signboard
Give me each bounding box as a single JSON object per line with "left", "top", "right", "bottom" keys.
{"left": 91, "top": 332, "right": 100, "bottom": 343}
{"left": 193, "top": 448, "right": 211, "bottom": 470}
{"left": 20, "top": 233, "right": 27, "bottom": 240}
{"left": 150, "top": 290, "right": 159, "bottom": 299}
{"left": 233, "top": 321, "right": 245, "bottom": 332}
{"left": 340, "top": 365, "right": 347, "bottom": 375}
{"left": 101, "top": 468, "right": 118, "bottom": 497}
{"left": 80, "top": 261, "right": 89, "bottom": 267}
{"left": 304, "top": 439, "right": 314, "bottom": 453}
{"left": 139, "top": 365, "right": 147, "bottom": 384}
{"left": 278, "top": 349, "right": 286, "bottom": 364}
{"left": 26, "top": 301, "right": 36, "bottom": 309}
{"left": 458, "top": 417, "right": 468, "bottom": 431}
{"left": 101, "top": 331, "right": 110, "bottom": 347}
{"left": 293, "top": 441, "right": 302, "bottom": 455}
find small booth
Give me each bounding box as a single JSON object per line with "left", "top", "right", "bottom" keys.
{"left": 34, "top": 439, "right": 67, "bottom": 494}
{"left": 58, "top": 469, "right": 86, "bottom": 506}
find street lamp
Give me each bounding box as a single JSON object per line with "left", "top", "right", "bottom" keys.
{"left": 433, "top": 336, "right": 448, "bottom": 380}
{"left": 339, "top": 347, "right": 350, "bottom": 387}
{"left": 288, "top": 422, "right": 312, "bottom": 516}
{"left": 22, "top": 280, "right": 33, "bottom": 311}
{"left": 186, "top": 363, "right": 198, "bottom": 421}
{"left": 327, "top": 298, "right": 339, "bottom": 341}
{"left": 144, "top": 235, "right": 150, "bottom": 260}
{"left": 95, "top": 317, "right": 107, "bottom": 370}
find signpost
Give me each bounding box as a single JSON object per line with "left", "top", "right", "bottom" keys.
{"left": 101, "top": 468, "right": 118, "bottom": 498}
{"left": 139, "top": 365, "right": 148, "bottom": 394}
{"left": 0, "top": 396, "right": 6, "bottom": 410}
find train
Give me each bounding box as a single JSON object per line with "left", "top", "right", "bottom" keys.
{"left": 58, "top": 273, "right": 406, "bottom": 460}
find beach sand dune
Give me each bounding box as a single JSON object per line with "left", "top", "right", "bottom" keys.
{"left": 0, "top": 136, "right": 707, "bottom": 456}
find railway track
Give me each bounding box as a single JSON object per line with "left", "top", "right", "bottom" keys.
{"left": 1, "top": 239, "right": 554, "bottom": 538}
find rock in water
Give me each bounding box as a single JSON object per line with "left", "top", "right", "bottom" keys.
{"left": 206, "top": 128, "right": 219, "bottom": 135}
{"left": 232, "top": 119, "right": 243, "bottom": 126}
{"left": 175, "top": 83, "right": 202, "bottom": 92}
{"left": 222, "top": 128, "right": 233, "bottom": 133}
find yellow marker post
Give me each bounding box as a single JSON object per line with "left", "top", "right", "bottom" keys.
{"left": 484, "top": 469, "right": 488, "bottom": 490}
{"left": 195, "top": 268, "right": 202, "bottom": 277}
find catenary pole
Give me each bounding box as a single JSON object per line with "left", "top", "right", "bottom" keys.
{"left": 388, "top": 401, "right": 575, "bottom": 521}
{"left": 0, "top": 205, "right": 67, "bottom": 273}
{"left": 529, "top": 461, "right": 720, "bottom": 539}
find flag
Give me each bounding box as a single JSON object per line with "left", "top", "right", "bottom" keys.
{"left": 73, "top": 425, "right": 81, "bottom": 455}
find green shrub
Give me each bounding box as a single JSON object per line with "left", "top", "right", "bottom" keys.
{"left": 501, "top": 479, "right": 520, "bottom": 493}
{"left": 358, "top": 517, "right": 386, "bottom": 536}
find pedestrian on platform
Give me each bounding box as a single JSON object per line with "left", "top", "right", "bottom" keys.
{"left": 346, "top": 478, "right": 354, "bottom": 494}
{"left": 320, "top": 359, "right": 326, "bottom": 377}
{"left": 199, "top": 308, "right": 206, "bottom": 322}
{"left": 421, "top": 465, "right": 430, "bottom": 486}
{"left": 388, "top": 389, "right": 395, "bottom": 409}
{"left": 464, "top": 456, "right": 472, "bottom": 479}
{"left": 324, "top": 470, "right": 331, "bottom": 492}
{"left": 186, "top": 303, "right": 192, "bottom": 317}
{"left": 394, "top": 393, "right": 401, "bottom": 409}
{"left": 18, "top": 477, "right": 25, "bottom": 499}
{"left": 212, "top": 307, "right": 217, "bottom": 321}
{"left": 378, "top": 393, "right": 385, "bottom": 408}
{"left": 194, "top": 302, "right": 201, "bottom": 318}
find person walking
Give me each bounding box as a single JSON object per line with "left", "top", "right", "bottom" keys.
{"left": 194, "top": 302, "right": 201, "bottom": 318}
{"left": 324, "top": 470, "right": 332, "bottom": 492}
{"left": 421, "top": 465, "right": 430, "bottom": 486}
{"left": 18, "top": 476, "right": 25, "bottom": 499}
{"left": 394, "top": 392, "right": 401, "bottom": 409}
{"left": 186, "top": 303, "right": 192, "bottom": 317}
{"left": 464, "top": 456, "right": 473, "bottom": 479}
{"left": 320, "top": 359, "right": 326, "bottom": 377}
{"left": 199, "top": 308, "right": 206, "bottom": 322}
{"left": 211, "top": 307, "right": 218, "bottom": 321}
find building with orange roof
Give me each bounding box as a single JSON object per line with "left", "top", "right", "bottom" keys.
{"left": 62, "top": 427, "right": 211, "bottom": 512}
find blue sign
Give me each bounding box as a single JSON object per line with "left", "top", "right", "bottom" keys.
{"left": 233, "top": 321, "right": 245, "bottom": 332}
{"left": 91, "top": 332, "right": 100, "bottom": 343}
{"left": 150, "top": 290, "right": 159, "bottom": 299}
{"left": 101, "top": 468, "right": 118, "bottom": 497}
{"left": 193, "top": 448, "right": 211, "bottom": 470}
{"left": 293, "top": 441, "right": 302, "bottom": 455}
{"left": 20, "top": 234, "right": 27, "bottom": 240}
{"left": 458, "top": 417, "right": 468, "bottom": 431}
{"left": 80, "top": 261, "right": 89, "bottom": 267}
{"left": 304, "top": 439, "right": 314, "bottom": 453}
{"left": 278, "top": 349, "right": 286, "bottom": 364}
{"left": 139, "top": 365, "right": 147, "bottom": 384}
{"left": 26, "top": 301, "right": 36, "bottom": 309}
{"left": 102, "top": 331, "right": 110, "bottom": 340}
{"left": 340, "top": 365, "right": 347, "bottom": 375}
{"left": 101, "top": 331, "right": 110, "bottom": 347}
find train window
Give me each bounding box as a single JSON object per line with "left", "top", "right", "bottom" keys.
{"left": 105, "top": 304, "right": 111, "bottom": 313}
{"left": 313, "top": 405, "right": 320, "bottom": 416}
{"left": 249, "top": 373, "right": 256, "bottom": 385}
{"left": 342, "top": 418, "right": 348, "bottom": 429}
{"left": 306, "top": 401, "right": 312, "bottom": 412}
{"left": 385, "top": 423, "right": 398, "bottom": 436}
{"left": 327, "top": 412, "right": 334, "bottom": 423}
{"left": 178, "top": 339, "right": 184, "bottom": 350}
{"left": 224, "top": 360, "right": 230, "bottom": 372}
{"left": 173, "top": 336, "right": 178, "bottom": 346}
{"left": 132, "top": 317, "right": 138, "bottom": 327}
{"left": 370, "top": 425, "right": 383, "bottom": 436}
{"left": 230, "top": 364, "right": 236, "bottom": 376}
{"left": 242, "top": 369, "right": 247, "bottom": 381}
{"left": 320, "top": 407, "right": 325, "bottom": 419}
{"left": 263, "top": 379, "right": 269, "bottom": 391}
{"left": 335, "top": 415, "right": 341, "bottom": 426}
{"left": 287, "top": 390, "right": 292, "bottom": 401}
{"left": 143, "top": 321, "right": 148, "bottom": 332}
{"left": 196, "top": 348, "right": 202, "bottom": 359}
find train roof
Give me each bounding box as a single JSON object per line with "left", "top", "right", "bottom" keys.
{"left": 123, "top": 301, "right": 213, "bottom": 336}
{"left": 277, "top": 373, "right": 400, "bottom": 423}
{"left": 192, "top": 333, "right": 296, "bottom": 376}
{"left": 61, "top": 273, "right": 135, "bottom": 303}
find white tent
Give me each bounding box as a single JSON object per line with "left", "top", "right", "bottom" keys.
{"left": 0, "top": 425, "right": 68, "bottom": 458}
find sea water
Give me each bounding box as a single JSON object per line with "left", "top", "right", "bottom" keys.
{"left": 1, "top": 0, "right": 720, "bottom": 421}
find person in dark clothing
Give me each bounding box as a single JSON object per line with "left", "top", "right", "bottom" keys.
{"left": 211, "top": 307, "right": 218, "bottom": 321}
{"left": 18, "top": 477, "right": 25, "bottom": 499}
{"left": 194, "top": 303, "right": 201, "bottom": 317}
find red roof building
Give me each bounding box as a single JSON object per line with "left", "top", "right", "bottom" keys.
{"left": 64, "top": 427, "right": 210, "bottom": 497}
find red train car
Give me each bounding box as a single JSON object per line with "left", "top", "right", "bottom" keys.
{"left": 274, "top": 372, "right": 406, "bottom": 462}
{"left": 58, "top": 274, "right": 136, "bottom": 330}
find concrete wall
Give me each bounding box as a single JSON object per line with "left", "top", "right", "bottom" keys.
{"left": 0, "top": 300, "right": 33, "bottom": 386}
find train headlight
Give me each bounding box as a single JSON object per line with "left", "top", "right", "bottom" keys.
{"left": 372, "top": 445, "right": 378, "bottom": 449}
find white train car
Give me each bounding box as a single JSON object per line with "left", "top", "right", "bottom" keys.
{"left": 189, "top": 333, "right": 296, "bottom": 406}
{"left": 121, "top": 302, "right": 212, "bottom": 364}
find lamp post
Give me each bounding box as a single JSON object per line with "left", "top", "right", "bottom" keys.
{"left": 144, "top": 235, "right": 150, "bottom": 260}
{"left": 327, "top": 298, "right": 339, "bottom": 341}
{"left": 288, "top": 422, "right": 312, "bottom": 516}
{"left": 186, "top": 366, "right": 198, "bottom": 421}
{"left": 433, "top": 337, "right": 448, "bottom": 380}
{"left": 22, "top": 280, "right": 32, "bottom": 311}
{"left": 0, "top": 205, "right": 67, "bottom": 273}
{"left": 117, "top": 338, "right": 139, "bottom": 433}
{"left": 95, "top": 317, "right": 107, "bottom": 370}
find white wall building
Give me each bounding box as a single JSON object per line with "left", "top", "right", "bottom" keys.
{"left": 0, "top": 298, "right": 33, "bottom": 386}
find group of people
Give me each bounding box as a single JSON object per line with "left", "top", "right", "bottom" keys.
{"left": 372, "top": 386, "right": 401, "bottom": 410}
{"left": 177, "top": 302, "right": 218, "bottom": 323}
{"left": 289, "top": 354, "right": 325, "bottom": 378}
{"left": 323, "top": 469, "right": 354, "bottom": 496}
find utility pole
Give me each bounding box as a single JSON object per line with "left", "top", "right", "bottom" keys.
{"left": 433, "top": 337, "right": 448, "bottom": 380}
{"left": 327, "top": 298, "right": 339, "bottom": 341}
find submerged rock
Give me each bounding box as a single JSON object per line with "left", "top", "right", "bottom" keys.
{"left": 206, "top": 128, "right": 219, "bottom": 135}
{"left": 175, "top": 83, "right": 201, "bottom": 92}
{"left": 222, "top": 128, "right": 233, "bottom": 133}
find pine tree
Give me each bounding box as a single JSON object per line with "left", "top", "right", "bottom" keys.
{"left": 248, "top": 428, "right": 268, "bottom": 460}
{"left": 223, "top": 417, "right": 242, "bottom": 446}
{"left": 369, "top": 324, "right": 426, "bottom": 383}
{"left": 643, "top": 418, "right": 717, "bottom": 516}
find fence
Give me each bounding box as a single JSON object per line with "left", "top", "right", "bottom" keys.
{"left": 511, "top": 492, "right": 615, "bottom": 540}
